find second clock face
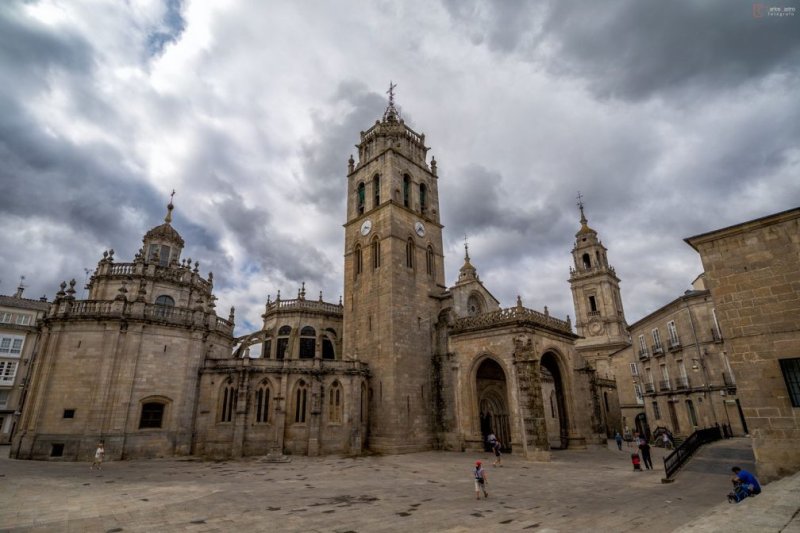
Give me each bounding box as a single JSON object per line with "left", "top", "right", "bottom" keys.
{"left": 415, "top": 221, "right": 426, "bottom": 237}
{"left": 360, "top": 220, "right": 373, "bottom": 236}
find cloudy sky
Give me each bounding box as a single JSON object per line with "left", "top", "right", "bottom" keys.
{"left": 1, "top": 0, "right": 798, "bottom": 334}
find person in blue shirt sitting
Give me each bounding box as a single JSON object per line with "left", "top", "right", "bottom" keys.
{"left": 732, "top": 466, "right": 762, "bottom": 495}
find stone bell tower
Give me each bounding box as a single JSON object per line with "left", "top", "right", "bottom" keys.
{"left": 569, "top": 198, "right": 629, "bottom": 365}
{"left": 342, "top": 85, "right": 445, "bottom": 453}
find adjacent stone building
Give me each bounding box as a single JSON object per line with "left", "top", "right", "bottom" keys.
{"left": 0, "top": 286, "right": 50, "bottom": 444}
{"left": 686, "top": 207, "right": 800, "bottom": 481}
{"left": 611, "top": 274, "right": 746, "bottom": 441}
{"left": 12, "top": 94, "right": 621, "bottom": 461}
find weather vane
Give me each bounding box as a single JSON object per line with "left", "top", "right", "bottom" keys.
{"left": 576, "top": 191, "right": 584, "bottom": 210}
{"left": 170, "top": 189, "right": 176, "bottom": 203}
{"left": 387, "top": 81, "right": 397, "bottom": 107}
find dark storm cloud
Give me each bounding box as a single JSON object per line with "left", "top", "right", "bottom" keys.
{"left": 299, "top": 81, "right": 388, "bottom": 213}
{"left": 146, "top": 0, "right": 187, "bottom": 56}
{"left": 442, "top": 0, "right": 800, "bottom": 100}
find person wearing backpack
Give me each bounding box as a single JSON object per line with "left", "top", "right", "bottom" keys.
{"left": 473, "top": 460, "right": 489, "bottom": 499}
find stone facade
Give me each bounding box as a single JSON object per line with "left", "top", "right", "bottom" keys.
{"left": 686, "top": 207, "right": 800, "bottom": 481}
{"left": 12, "top": 95, "right": 620, "bottom": 461}
{"left": 0, "top": 288, "right": 50, "bottom": 444}
{"left": 611, "top": 275, "right": 746, "bottom": 441}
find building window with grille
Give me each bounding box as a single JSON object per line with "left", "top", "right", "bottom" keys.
{"left": 276, "top": 326, "right": 291, "bottom": 360}
{"left": 322, "top": 335, "right": 335, "bottom": 360}
{"left": 634, "top": 384, "right": 643, "bottom": 405}
{"left": 328, "top": 381, "right": 343, "bottom": 424}
{"left": 629, "top": 363, "right": 638, "bottom": 376}
{"left": 373, "top": 175, "right": 380, "bottom": 207}
{"left": 255, "top": 382, "right": 271, "bottom": 423}
{"left": 652, "top": 401, "right": 661, "bottom": 420}
{"left": 403, "top": 174, "right": 410, "bottom": 208}
{"left": 154, "top": 295, "right": 175, "bottom": 318}
{"left": 299, "top": 326, "right": 316, "bottom": 359}
{"left": 686, "top": 399, "right": 698, "bottom": 427}
{"left": 667, "top": 320, "right": 679, "bottom": 347}
{"left": 779, "top": 358, "right": 800, "bottom": 407}
{"left": 426, "top": 246, "right": 434, "bottom": 276}
{"left": 419, "top": 183, "right": 427, "bottom": 213}
{"left": 652, "top": 328, "right": 662, "bottom": 352}
{"left": 139, "top": 402, "right": 166, "bottom": 429}
{"left": 294, "top": 380, "right": 308, "bottom": 423}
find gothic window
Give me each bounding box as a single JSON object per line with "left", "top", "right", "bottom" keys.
{"left": 588, "top": 295, "right": 597, "bottom": 313}
{"left": 276, "top": 326, "right": 291, "bottom": 360}
{"left": 294, "top": 380, "right": 308, "bottom": 423}
{"left": 373, "top": 174, "right": 380, "bottom": 207}
{"left": 357, "top": 182, "right": 365, "bottom": 215}
{"left": 419, "top": 183, "right": 427, "bottom": 213}
{"left": 372, "top": 237, "right": 381, "bottom": 269}
{"left": 582, "top": 253, "right": 591, "bottom": 269}
{"left": 328, "top": 381, "right": 343, "bottom": 424}
{"left": 220, "top": 383, "right": 237, "bottom": 423}
{"left": 255, "top": 381, "right": 271, "bottom": 423}
{"left": 355, "top": 244, "right": 363, "bottom": 277}
{"left": 403, "top": 174, "right": 410, "bottom": 208}
{"left": 299, "top": 326, "right": 316, "bottom": 359}
{"left": 154, "top": 295, "right": 174, "bottom": 318}
{"left": 322, "top": 335, "right": 335, "bottom": 360}
{"left": 426, "top": 246, "right": 434, "bottom": 276}
{"left": 139, "top": 401, "right": 165, "bottom": 429}
{"left": 406, "top": 238, "right": 415, "bottom": 269}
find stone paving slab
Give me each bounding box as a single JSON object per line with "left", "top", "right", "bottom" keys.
{"left": 0, "top": 439, "right": 790, "bottom": 532}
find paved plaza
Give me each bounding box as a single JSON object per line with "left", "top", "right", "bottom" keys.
{"left": 0, "top": 439, "right": 795, "bottom": 532}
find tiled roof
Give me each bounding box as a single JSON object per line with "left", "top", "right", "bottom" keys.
{"left": 0, "top": 294, "right": 51, "bottom": 312}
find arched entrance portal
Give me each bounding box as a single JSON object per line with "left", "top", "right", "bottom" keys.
{"left": 540, "top": 352, "right": 569, "bottom": 449}
{"left": 476, "top": 358, "right": 511, "bottom": 452}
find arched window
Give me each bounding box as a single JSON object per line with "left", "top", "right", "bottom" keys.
{"left": 219, "top": 382, "right": 237, "bottom": 423}
{"left": 372, "top": 237, "right": 381, "bottom": 269}
{"left": 355, "top": 244, "right": 362, "bottom": 277}
{"left": 589, "top": 295, "right": 598, "bottom": 313}
{"left": 328, "top": 381, "right": 343, "bottom": 424}
{"left": 255, "top": 381, "right": 271, "bottom": 423}
{"left": 582, "top": 253, "right": 591, "bottom": 269}
{"left": 148, "top": 244, "right": 171, "bottom": 267}
{"left": 467, "top": 294, "right": 483, "bottom": 316}
{"left": 406, "top": 238, "right": 415, "bottom": 269}
{"left": 154, "top": 295, "right": 175, "bottom": 318}
{"left": 322, "top": 335, "right": 335, "bottom": 360}
{"left": 357, "top": 182, "right": 365, "bottom": 215}
{"left": 419, "top": 183, "right": 427, "bottom": 213}
{"left": 276, "top": 326, "right": 291, "bottom": 360}
{"left": 294, "top": 380, "right": 308, "bottom": 423}
{"left": 139, "top": 402, "right": 165, "bottom": 429}
{"left": 403, "top": 174, "right": 410, "bottom": 208}
{"left": 426, "top": 246, "right": 434, "bottom": 276}
{"left": 373, "top": 174, "right": 380, "bottom": 207}
{"left": 299, "top": 326, "right": 316, "bottom": 359}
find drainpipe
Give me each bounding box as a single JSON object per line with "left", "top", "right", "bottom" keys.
{"left": 685, "top": 299, "right": 718, "bottom": 427}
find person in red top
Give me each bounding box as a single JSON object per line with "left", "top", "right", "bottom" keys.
{"left": 473, "top": 460, "right": 489, "bottom": 499}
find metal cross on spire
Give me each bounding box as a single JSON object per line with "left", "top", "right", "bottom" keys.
{"left": 383, "top": 81, "right": 399, "bottom": 121}
{"left": 576, "top": 191, "right": 587, "bottom": 224}
{"left": 387, "top": 81, "right": 397, "bottom": 106}
{"left": 464, "top": 234, "right": 470, "bottom": 261}
{"left": 165, "top": 189, "right": 176, "bottom": 223}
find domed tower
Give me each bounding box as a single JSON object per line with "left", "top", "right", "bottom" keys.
{"left": 342, "top": 85, "right": 446, "bottom": 453}
{"left": 12, "top": 197, "right": 234, "bottom": 462}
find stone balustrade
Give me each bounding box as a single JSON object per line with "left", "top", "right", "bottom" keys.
{"left": 203, "top": 356, "right": 369, "bottom": 376}
{"left": 101, "top": 262, "right": 212, "bottom": 293}
{"left": 265, "top": 298, "right": 343, "bottom": 317}
{"left": 451, "top": 305, "right": 572, "bottom": 335}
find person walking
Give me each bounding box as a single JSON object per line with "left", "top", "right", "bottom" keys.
{"left": 614, "top": 431, "right": 623, "bottom": 451}
{"left": 639, "top": 438, "right": 653, "bottom": 470}
{"left": 473, "top": 460, "right": 489, "bottom": 499}
{"left": 90, "top": 441, "right": 105, "bottom": 471}
{"left": 662, "top": 432, "right": 672, "bottom": 450}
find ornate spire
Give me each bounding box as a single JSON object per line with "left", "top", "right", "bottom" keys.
{"left": 575, "top": 191, "right": 596, "bottom": 237}
{"left": 464, "top": 234, "right": 470, "bottom": 262}
{"left": 458, "top": 235, "right": 479, "bottom": 283}
{"left": 383, "top": 81, "right": 400, "bottom": 122}
{"left": 165, "top": 189, "right": 176, "bottom": 223}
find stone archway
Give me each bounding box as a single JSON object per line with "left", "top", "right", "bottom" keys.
{"left": 476, "top": 358, "right": 511, "bottom": 452}
{"left": 540, "top": 351, "right": 569, "bottom": 449}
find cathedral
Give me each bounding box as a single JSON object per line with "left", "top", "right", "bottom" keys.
{"left": 11, "top": 95, "right": 626, "bottom": 461}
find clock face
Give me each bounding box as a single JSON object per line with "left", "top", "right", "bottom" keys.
{"left": 415, "top": 221, "right": 426, "bottom": 237}
{"left": 360, "top": 220, "right": 373, "bottom": 236}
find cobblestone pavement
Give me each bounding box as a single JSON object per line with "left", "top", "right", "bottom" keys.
{"left": 0, "top": 439, "right": 788, "bottom": 533}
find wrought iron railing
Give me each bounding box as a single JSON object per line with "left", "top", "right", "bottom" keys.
{"left": 674, "top": 376, "right": 691, "bottom": 390}
{"left": 663, "top": 426, "right": 722, "bottom": 479}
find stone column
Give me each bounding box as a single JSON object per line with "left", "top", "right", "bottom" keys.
{"left": 512, "top": 337, "right": 550, "bottom": 460}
